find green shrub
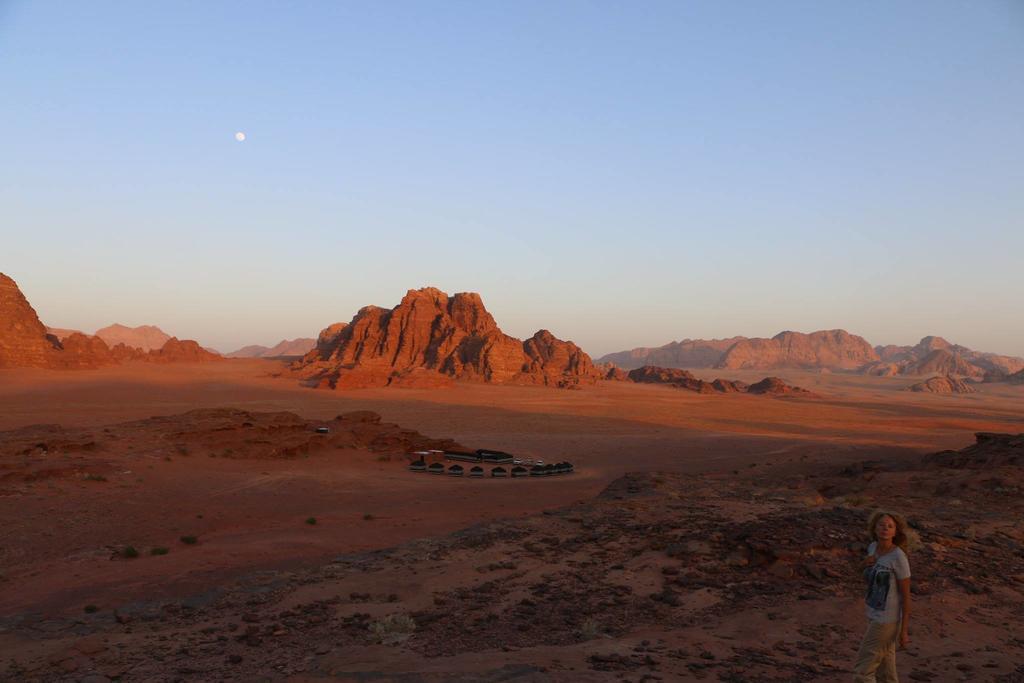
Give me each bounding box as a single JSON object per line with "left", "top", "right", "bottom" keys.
{"left": 122, "top": 546, "right": 139, "bottom": 559}
{"left": 306, "top": 517, "right": 317, "bottom": 525}
{"left": 578, "top": 617, "right": 601, "bottom": 640}
{"left": 370, "top": 614, "right": 416, "bottom": 644}
{"left": 84, "top": 604, "right": 99, "bottom": 614}
{"left": 180, "top": 535, "right": 198, "bottom": 545}
{"left": 150, "top": 547, "right": 169, "bottom": 556}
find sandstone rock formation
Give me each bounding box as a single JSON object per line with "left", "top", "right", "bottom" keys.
{"left": 95, "top": 323, "right": 172, "bottom": 352}
{"left": 604, "top": 330, "right": 1024, "bottom": 377}
{"left": 924, "top": 432, "right": 1024, "bottom": 468}
{"left": 746, "top": 376, "right": 812, "bottom": 395}
{"left": 595, "top": 363, "right": 630, "bottom": 381}
{"left": 294, "top": 287, "right": 599, "bottom": 389}
{"left": 1, "top": 273, "right": 113, "bottom": 369}
{"left": 865, "top": 336, "right": 1024, "bottom": 378}
{"left": 716, "top": 330, "right": 878, "bottom": 370}
{"left": 148, "top": 338, "right": 222, "bottom": 363}
{"left": 1, "top": 273, "right": 220, "bottom": 369}
{"left": 54, "top": 332, "right": 116, "bottom": 368}
{"left": 907, "top": 375, "right": 976, "bottom": 394}
{"left": 596, "top": 337, "right": 747, "bottom": 370}
{"left": 625, "top": 365, "right": 809, "bottom": 396}
{"left": 227, "top": 338, "right": 316, "bottom": 358}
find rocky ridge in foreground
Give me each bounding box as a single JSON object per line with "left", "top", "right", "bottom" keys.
{"left": 3, "top": 433, "right": 1023, "bottom": 681}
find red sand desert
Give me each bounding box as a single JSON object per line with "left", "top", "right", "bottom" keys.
{"left": 1, "top": 359, "right": 1023, "bottom": 681}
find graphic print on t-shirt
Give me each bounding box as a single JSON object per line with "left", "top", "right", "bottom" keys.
{"left": 864, "top": 564, "right": 891, "bottom": 611}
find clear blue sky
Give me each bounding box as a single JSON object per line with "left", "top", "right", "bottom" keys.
{"left": 2, "top": 1, "right": 1022, "bottom": 356}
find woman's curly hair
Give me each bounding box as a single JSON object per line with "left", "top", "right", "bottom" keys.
{"left": 867, "top": 510, "right": 913, "bottom": 552}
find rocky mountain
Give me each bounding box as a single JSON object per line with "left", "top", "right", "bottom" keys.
{"left": 715, "top": 330, "right": 878, "bottom": 370}
{"left": 907, "top": 375, "right": 976, "bottom": 394}
{"left": 94, "top": 324, "right": 172, "bottom": 352}
{"left": 294, "top": 287, "right": 598, "bottom": 389}
{"left": 148, "top": 338, "right": 222, "bottom": 363}
{"left": 925, "top": 432, "right": 1023, "bottom": 468}
{"left": 596, "top": 337, "right": 747, "bottom": 370}
{"left": 625, "top": 365, "right": 811, "bottom": 396}
{"left": 226, "top": 344, "right": 270, "bottom": 358}
{"left": 227, "top": 338, "right": 316, "bottom": 358}
{"left": 1, "top": 273, "right": 113, "bottom": 369}
{"left": 1, "top": 273, "right": 220, "bottom": 369}
{"left": 603, "top": 329, "right": 1024, "bottom": 378}
{"left": 864, "top": 336, "right": 1024, "bottom": 378}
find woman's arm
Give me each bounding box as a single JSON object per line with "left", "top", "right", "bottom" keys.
{"left": 897, "top": 577, "right": 911, "bottom": 648}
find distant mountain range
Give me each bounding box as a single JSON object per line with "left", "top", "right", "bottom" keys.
{"left": 227, "top": 338, "right": 316, "bottom": 358}
{"left": 598, "top": 331, "right": 1024, "bottom": 379}
{"left": 7, "top": 269, "right": 1023, "bottom": 384}
{"left": 47, "top": 323, "right": 173, "bottom": 351}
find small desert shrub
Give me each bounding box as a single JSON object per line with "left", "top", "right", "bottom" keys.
{"left": 150, "top": 547, "right": 169, "bottom": 556}
{"left": 180, "top": 535, "right": 198, "bottom": 545}
{"left": 362, "top": 513, "right": 375, "bottom": 521}
{"left": 122, "top": 546, "right": 139, "bottom": 559}
{"left": 175, "top": 444, "right": 189, "bottom": 456}
{"left": 306, "top": 517, "right": 317, "bottom": 525}
{"left": 83, "top": 473, "right": 107, "bottom": 482}
{"left": 845, "top": 495, "right": 869, "bottom": 507}
{"left": 84, "top": 604, "right": 99, "bottom": 614}
{"left": 370, "top": 613, "right": 416, "bottom": 644}
{"left": 578, "top": 618, "right": 602, "bottom": 640}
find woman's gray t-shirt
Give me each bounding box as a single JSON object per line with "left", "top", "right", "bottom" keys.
{"left": 864, "top": 541, "right": 911, "bottom": 624}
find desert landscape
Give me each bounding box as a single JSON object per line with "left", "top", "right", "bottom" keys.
{"left": 5, "top": 4, "right": 1023, "bottom": 681}
{"left": 2, "top": 274, "right": 1024, "bottom": 682}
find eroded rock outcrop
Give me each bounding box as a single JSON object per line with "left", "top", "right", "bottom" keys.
{"left": 864, "top": 336, "right": 1024, "bottom": 378}
{"left": 626, "top": 365, "right": 808, "bottom": 396}
{"left": 597, "top": 336, "right": 747, "bottom": 370}
{"left": 924, "top": 433, "right": 1024, "bottom": 468}
{"left": 294, "top": 287, "right": 598, "bottom": 389}
{"left": 908, "top": 375, "right": 976, "bottom": 394}
{"left": 716, "top": 330, "right": 878, "bottom": 371}
{"left": 1, "top": 273, "right": 221, "bottom": 369}
{"left": 746, "top": 376, "right": 812, "bottom": 395}
{"left": 148, "top": 338, "right": 222, "bottom": 363}
{"left": 1, "top": 274, "right": 113, "bottom": 369}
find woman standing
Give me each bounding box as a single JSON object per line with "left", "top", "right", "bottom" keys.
{"left": 853, "top": 510, "right": 912, "bottom": 682}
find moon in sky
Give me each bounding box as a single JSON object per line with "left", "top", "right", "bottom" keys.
{"left": 234, "top": 131, "right": 246, "bottom": 142}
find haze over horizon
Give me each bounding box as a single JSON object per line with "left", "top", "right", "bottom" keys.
{"left": 2, "top": 2, "right": 1022, "bottom": 357}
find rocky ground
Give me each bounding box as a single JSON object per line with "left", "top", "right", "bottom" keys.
{"left": 3, "top": 434, "right": 1022, "bottom": 682}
